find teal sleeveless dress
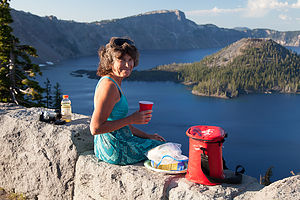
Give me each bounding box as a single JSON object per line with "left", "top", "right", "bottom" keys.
{"left": 94, "top": 76, "right": 164, "bottom": 165}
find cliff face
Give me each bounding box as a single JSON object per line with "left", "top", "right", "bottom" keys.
{"left": 10, "top": 9, "right": 300, "bottom": 63}
{"left": 0, "top": 103, "right": 299, "bottom": 200}
{"left": 11, "top": 9, "right": 105, "bottom": 62}
{"left": 248, "top": 29, "right": 300, "bottom": 46}
{"left": 98, "top": 10, "right": 246, "bottom": 50}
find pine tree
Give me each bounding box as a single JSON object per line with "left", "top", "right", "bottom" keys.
{"left": 53, "top": 82, "right": 62, "bottom": 110}
{"left": 44, "top": 78, "right": 52, "bottom": 108}
{"left": 0, "top": 0, "right": 44, "bottom": 106}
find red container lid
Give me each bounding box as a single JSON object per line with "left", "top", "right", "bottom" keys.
{"left": 186, "top": 125, "right": 226, "bottom": 142}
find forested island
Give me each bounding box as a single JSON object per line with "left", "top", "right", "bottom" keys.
{"left": 71, "top": 38, "right": 300, "bottom": 99}
{"left": 156, "top": 38, "right": 300, "bottom": 98}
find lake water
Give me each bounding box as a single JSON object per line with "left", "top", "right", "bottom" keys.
{"left": 38, "top": 47, "right": 300, "bottom": 182}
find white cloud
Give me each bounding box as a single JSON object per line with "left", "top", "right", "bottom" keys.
{"left": 291, "top": 0, "right": 300, "bottom": 8}
{"left": 245, "top": 0, "right": 289, "bottom": 17}
{"left": 279, "top": 14, "right": 288, "bottom": 20}
{"left": 278, "top": 14, "right": 292, "bottom": 20}
{"left": 186, "top": 7, "right": 244, "bottom": 16}
{"left": 186, "top": 0, "right": 300, "bottom": 19}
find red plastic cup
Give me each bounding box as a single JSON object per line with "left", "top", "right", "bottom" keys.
{"left": 139, "top": 101, "right": 153, "bottom": 112}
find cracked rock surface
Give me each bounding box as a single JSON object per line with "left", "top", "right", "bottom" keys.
{"left": 1, "top": 103, "right": 299, "bottom": 200}
{"left": 74, "top": 152, "right": 265, "bottom": 200}
{"left": 0, "top": 103, "right": 93, "bottom": 199}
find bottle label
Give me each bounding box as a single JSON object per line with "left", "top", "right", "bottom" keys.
{"left": 61, "top": 107, "right": 71, "bottom": 115}
{"left": 61, "top": 104, "right": 72, "bottom": 122}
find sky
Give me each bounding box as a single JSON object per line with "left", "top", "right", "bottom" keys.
{"left": 9, "top": 0, "right": 300, "bottom": 31}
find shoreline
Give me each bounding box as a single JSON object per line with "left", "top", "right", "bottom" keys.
{"left": 70, "top": 69, "right": 300, "bottom": 99}
{"left": 191, "top": 89, "right": 229, "bottom": 99}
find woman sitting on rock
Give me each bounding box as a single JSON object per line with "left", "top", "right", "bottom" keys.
{"left": 90, "top": 37, "right": 165, "bottom": 165}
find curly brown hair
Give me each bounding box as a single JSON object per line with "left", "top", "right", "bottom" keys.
{"left": 96, "top": 37, "right": 139, "bottom": 76}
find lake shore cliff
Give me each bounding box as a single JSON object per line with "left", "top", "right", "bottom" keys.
{"left": 11, "top": 9, "right": 300, "bottom": 63}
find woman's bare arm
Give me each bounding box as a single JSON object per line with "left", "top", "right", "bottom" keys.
{"left": 128, "top": 124, "right": 150, "bottom": 139}
{"left": 90, "top": 79, "right": 152, "bottom": 135}
{"left": 129, "top": 125, "right": 166, "bottom": 142}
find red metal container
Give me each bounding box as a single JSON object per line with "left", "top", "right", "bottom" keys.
{"left": 185, "top": 125, "right": 226, "bottom": 185}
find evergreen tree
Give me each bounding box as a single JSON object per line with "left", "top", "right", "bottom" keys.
{"left": 44, "top": 78, "right": 52, "bottom": 108}
{"left": 0, "top": 0, "right": 43, "bottom": 106}
{"left": 53, "top": 82, "right": 62, "bottom": 110}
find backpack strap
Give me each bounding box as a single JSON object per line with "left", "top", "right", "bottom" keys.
{"left": 201, "top": 149, "right": 245, "bottom": 184}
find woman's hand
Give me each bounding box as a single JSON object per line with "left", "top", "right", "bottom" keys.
{"left": 129, "top": 110, "right": 152, "bottom": 124}
{"left": 148, "top": 133, "right": 166, "bottom": 142}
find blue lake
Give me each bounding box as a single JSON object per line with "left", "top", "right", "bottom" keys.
{"left": 38, "top": 47, "right": 300, "bottom": 182}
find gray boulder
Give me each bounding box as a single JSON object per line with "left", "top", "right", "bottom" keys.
{"left": 235, "top": 175, "right": 300, "bottom": 200}
{"left": 0, "top": 103, "right": 299, "bottom": 200}
{"left": 74, "top": 152, "right": 263, "bottom": 200}
{"left": 0, "top": 103, "right": 93, "bottom": 199}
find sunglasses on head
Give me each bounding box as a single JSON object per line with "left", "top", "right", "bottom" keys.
{"left": 113, "top": 38, "right": 134, "bottom": 46}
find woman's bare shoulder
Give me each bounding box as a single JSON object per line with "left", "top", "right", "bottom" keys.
{"left": 95, "top": 78, "right": 119, "bottom": 100}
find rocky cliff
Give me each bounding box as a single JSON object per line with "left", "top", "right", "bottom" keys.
{"left": 0, "top": 103, "right": 299, "bottom": 199}
{"left": 10, "top": 9, "right": 300, "bottom": 63}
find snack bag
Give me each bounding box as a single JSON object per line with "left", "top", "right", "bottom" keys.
{"left": 145, "top": 143, "right": 188, "bottom": 171}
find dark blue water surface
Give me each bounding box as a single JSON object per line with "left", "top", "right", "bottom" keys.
{"left": 38, "top": 47, "right": 300, "bottom": 181}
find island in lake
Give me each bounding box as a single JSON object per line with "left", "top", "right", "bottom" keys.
{"left": 71, "top": 38, "right": 300, "bottom": 98}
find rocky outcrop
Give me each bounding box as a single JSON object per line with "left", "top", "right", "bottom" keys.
{"left": 10, "top": 9, "right": 300, "bottom": 63}
{"left": 235, "top": 175, "right": 300, "bottom": 200}
{"left": 74, "top": 152, "right": 264, "bottom": 200}
{"left": 0, "top": 103, "right": 299, "bottom": 199}
{"left": 247, "top": 28, "right": 300, "bottom": 47}
{"left": 0, "top": 103, "right": 93, "bottom": 199}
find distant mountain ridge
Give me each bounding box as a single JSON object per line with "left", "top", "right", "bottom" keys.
{"left": 10, "top": 9, "right": 300, "bottom": 63}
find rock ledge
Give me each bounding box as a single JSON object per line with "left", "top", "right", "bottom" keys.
{"left": 0, "top": 103, "right": 299, "bottom": 200}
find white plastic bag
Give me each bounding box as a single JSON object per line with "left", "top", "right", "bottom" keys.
{"left": 145, "top": 142, "right": 188, "bottom": 165}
